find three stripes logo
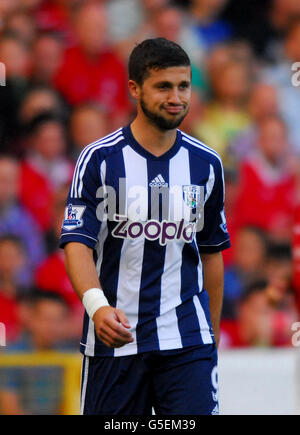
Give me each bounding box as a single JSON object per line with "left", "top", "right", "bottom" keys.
{"left": 149, "top": 174, "right": 168, "bottom": 188}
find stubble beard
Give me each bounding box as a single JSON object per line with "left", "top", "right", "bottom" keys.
{"left": 140, "top": 96, "right": 189, "bottom": 131}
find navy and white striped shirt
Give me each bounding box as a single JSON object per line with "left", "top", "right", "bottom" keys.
{"left": 60, "top": 125, "right": 230, "bottom": 357}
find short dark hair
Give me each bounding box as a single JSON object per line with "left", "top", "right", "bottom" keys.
{"left": 26, "top": 111, "right": 64, "bottom": 136}
{"left": 0, "top": 234, "right": 25, "bottom": 252}
{"left": 266, "top": 242, "right": 292, "bottom": 262}
{"left": 19, "top": 289, "right": 69, "bottom": 310}
{"left": 128, "top": 37, "right": 191, "bottom": 85}
{"left": 240, "top": 280, "right": 268, "bottom": 304}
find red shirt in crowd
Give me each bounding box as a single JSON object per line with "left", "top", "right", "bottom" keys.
{"left": 35, "top": 250, "right": 81, "bottom": 312}
{"left": 54, "top": 46, "right": 130, "bottom": 118}
{"left": 234, "top": 155, "right": 296, "bottom": 239}
{"left": 34, "top": 0, "right": 75, "bottom": 46}
{"left": 19, "top": 156, "right": 74, "bottom": 232}
{"left": 19, "top": 160, "right": 54, "bottom": 232}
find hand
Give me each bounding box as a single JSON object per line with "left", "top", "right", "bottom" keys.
{"left": 92, "top": 306, "right": 134, "bottom": 348}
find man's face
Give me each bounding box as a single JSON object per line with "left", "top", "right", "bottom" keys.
{"left": 136, "top": 66, "right": 191, "bottom": 131}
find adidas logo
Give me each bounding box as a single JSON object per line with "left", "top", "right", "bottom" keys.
{"left": 149, "top": 174, "right": 168, "bottom": 187}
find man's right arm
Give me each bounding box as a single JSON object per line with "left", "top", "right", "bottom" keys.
{"left": 64, "top": 242, "right": 133, "bottom": 348}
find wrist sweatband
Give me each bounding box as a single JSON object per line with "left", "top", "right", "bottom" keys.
{"left": 82, "top": 288, "right": 109, "bottom": 319}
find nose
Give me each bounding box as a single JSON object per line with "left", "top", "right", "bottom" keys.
{"left": 168, "top": 88, "right": 181, "bottom": 105}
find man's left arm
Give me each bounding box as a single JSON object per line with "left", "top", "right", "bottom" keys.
{"left": 200, "top": 251, "right": 224, "bottom": 348}
{"left": 196, "top": 157, "right": 230, "bottom": 347}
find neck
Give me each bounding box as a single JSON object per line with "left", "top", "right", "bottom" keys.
{"left": 130, "top": 116, "right": 177, "bottom": 157}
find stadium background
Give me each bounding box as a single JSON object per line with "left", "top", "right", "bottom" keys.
{"left": 0, "top": 0, "right": 300, "bottom": 414}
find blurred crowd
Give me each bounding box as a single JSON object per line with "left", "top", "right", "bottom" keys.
{"left": 0, "top": 0, "right": 300, "bottom": 365}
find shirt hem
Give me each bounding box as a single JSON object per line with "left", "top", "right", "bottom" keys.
{"left": 80, "top": 333, "right": 215, "bottom": 357}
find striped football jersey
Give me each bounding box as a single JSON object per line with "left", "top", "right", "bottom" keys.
{"left": 60, "top": 125, "right": 230, "bottom": 357}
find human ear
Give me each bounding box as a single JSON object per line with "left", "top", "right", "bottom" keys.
{"left": 128, "top": 80, "right": 140, "bottom": 100}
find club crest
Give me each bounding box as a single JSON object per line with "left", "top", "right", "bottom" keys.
{"left": 182, "top": 185, "right": 201, "bottom": 209}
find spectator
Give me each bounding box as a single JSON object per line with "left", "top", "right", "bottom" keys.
{"left": 218, "top": 0, "right": 272, "bottom": 61}
{"left": 188, "top": 0, "right": 233, "bottom": 51}
{"left": 243, "top": 242, "right": 297, "bottom": 347}
{"left": 18, "top": 86, "right": 66, "bottom": 127}
{"left": 109, "top": 2, "right": 207, "bottom": 94}
{"left": 234, "top": 115, "right": 297, "bottom": 242}
{"left": 0, "top": 33, "right": 31, "bottom": 149}
{"left": 262, "top": 16, "right": 300, "bottom": 152}
{"left": 220, "top": 0, "right": 300, "bottom": 63}
{"left": 0, "top": 235, "right": 28, "bottom": 298}
{"left": 229, "top": 82, "right": 280, "bottom": 163}
{"left": 30, "top": 32, "right": 64, "bottom": 87}
{"left": 0, "top": 1, "right": 20, "bottom": 28}
{"left": 179, "top": 89, "right": 204, "bottom": 136}
{"left": 204, "top": 40, "right": 257, "bottom": 97}
{"left": 223, "top": 226, "right": 268, "bottom": 320}
{"left": 107, "top": 0, "right": 171, "bottom": 63}
{"left": 264, "top": 243, "right": 295, "bottom": 309}
{"left": 2, "top": 9, "right": 37, "bottom": 46}
{"left": 18, "top": 0, "right": 44, "bottom": 12}
{"left": 0, "top": 155, "right": 45, "bottom": 282}
{"left": 10, "top": 85, "right": 67, "bottom": 158}
{"left": 34, "top": 0, "right": 76, "bottom": 46}
{"left": 0, "top": 291, "right": 72, "bottom": 415}
{"left": 221, "top": 281, "right": 273, "bottom": 348}
{"left": 205, "top": 42, "right": 233, "bottom": 80}
{"left": 0, "top": 235, "right": 27, "bottom": 342}
{"left": 146, "top": 3, "right": 208, "bottom": 96}
{"left": 142, "top": 0, "right": 170, "bottom": 11}
{"left": 221, "top": 277, "right": 297, "bottom": 348}
{"left": 106, "top": 0, "right": 144, "bottom": 46}
{"left": 19, "top": 112, "right": 74, "bottom": 231}
{"left": 193, "top": 58, "right": 252, "bottom": 168}
{"left": 0, "top": 31, "right": 31, "bottom": 90}
{"left": 54, "top": 1, "right": 131, "bottom": 129}
{"left": 69, "top": 103, "right": 111, "bottom": 160}
{"left": 267, "top": 0, "right": 300, "bottom": 62}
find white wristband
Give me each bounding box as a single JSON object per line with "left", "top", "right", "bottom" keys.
{"left": 82, "top": 288, "right": 110, "bottom": 320}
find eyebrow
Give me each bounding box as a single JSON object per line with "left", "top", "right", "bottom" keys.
{"left": 154, "top": 80, "right": 191, "bottom": 88}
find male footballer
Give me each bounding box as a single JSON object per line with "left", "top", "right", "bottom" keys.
{"left": 61, "top": 38, "right": 230, "bottom": 415}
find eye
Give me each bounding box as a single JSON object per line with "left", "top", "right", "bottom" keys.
{"left": 158, "top": 84, "right": 170, "bottom": 90}
{"left": 179, "top": 82, "right": 190, "bottom": 90}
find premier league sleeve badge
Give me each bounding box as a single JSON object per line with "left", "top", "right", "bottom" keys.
{"left": 62, "top": 204, "right": 86, "bottom": 231}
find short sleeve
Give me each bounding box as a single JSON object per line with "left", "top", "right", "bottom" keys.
{"left": 196, "top": 158, "right": 231, "bottom": 253}
{"left": 60, "top": 148, "right": 103, "bottom": 249}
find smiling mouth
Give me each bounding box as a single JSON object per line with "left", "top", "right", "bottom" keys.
{"left": 164, "top": 106, "right": 184, "bottom": 114}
